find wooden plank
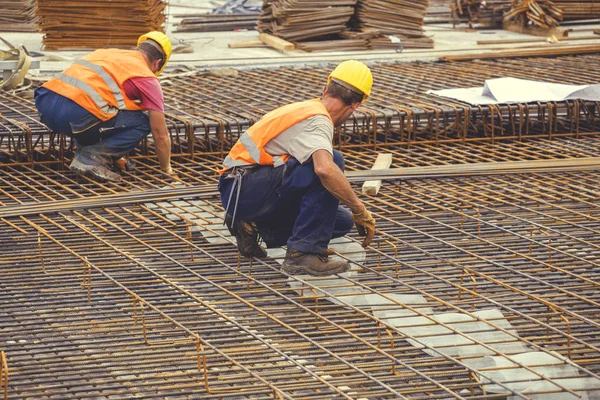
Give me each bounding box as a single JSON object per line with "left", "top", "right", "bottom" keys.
{"left": 228, "top": 40, "right": 267, "bottom": 49}
{"left": 258, "top": 33, "right": 295, "bottom": 51}
{"left": 502, "top": 21, "right": 569, "bottom": 38}
{"left": 346, "top": 157, "right": 600, "bottom": 182}
{"left": 440, "top": 44, "right": 600, "bottom": 61}
{"left": 477, "top": 35, "right": 598, "bottom": 45}
{"left": 362, "top": 153, "right": 392, "bottom": 195}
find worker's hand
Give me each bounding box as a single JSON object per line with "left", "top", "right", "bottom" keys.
{"left": 352, "top": 206, "right": 375, "bottom": 247}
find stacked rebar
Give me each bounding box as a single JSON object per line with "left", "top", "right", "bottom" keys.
{"left": 504, "top": 0, "right": 563, "bottom": 28}
{"left": 36, "top": 0, "right": 167, "bottom": 50}
{"left": 451, "top": 0, "right": 510, "bottom": 26}
{"left": 174, "top": 13, "right": 258, "bottom": 33}
{"left": 352, "top": 0, "right": 434, "bottom": 48}
{"left": 0, "top": 0, "right": 37, "bottom": 32}
{"left": 258, "top": 0, "right": 357, "bottom": 41}
{"left": 552, "top": 0, "right": 600, "bottom": 20}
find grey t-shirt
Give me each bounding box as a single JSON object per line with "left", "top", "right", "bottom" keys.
{"left": 263, "top": 115, "right": 333, "bottom": 164}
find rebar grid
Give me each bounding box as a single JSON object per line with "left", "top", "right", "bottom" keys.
{"left": 2, "top": 135, "right": 600, "bottom": 398}
{"left": 4, "top": 55, "right": 600, "bottom": 164}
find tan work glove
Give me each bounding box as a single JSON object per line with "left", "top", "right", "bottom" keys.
{"left": 162, "top": 165, "right": 181, "bottom": 182}
{"left": 352, "top": 206, "right": 375, "bottom": 247}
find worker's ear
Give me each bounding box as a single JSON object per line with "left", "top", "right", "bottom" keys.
{"left": 151, "top": 59, "right": 162, "bottom": 73}
{"left": 322, "top": 86, "right": 327, "bottom": 97}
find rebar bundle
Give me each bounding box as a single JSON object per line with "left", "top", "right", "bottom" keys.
{"left": 504, "top": 0, "right": 564, "bottom": 28}
{"left": 174, "top": 13, "right": 258, "bottom": 33}
{"left": 451, "top": 0, "right": 510, "bottom": 26}
{"left": 36, "top": 0, "right": 167, "bottom": 50}
{"left": 352, "top": 0, "right": 434, "bottom": 47}
{"left": 257, "top": 0, "right": 357, "bottom": 41}
{"left": 552, "top": 0, "right": 600, "bottom": 20}
{"left": 0, "top": 0, "right": 37, "bottom": 32}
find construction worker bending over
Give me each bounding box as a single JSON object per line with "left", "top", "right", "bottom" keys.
{"left": 34, "top": 32, "right": 175, "bottom": 183}
{"left": 219, "top": 60, "right": 376, "bottom": 277}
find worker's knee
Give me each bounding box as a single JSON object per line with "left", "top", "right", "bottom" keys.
{"left": 332, "top": 150, "right": 345, "bottom": 171}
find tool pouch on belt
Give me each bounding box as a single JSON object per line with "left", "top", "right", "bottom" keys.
{"left": 224, "top": 165, "right": 256, "bottom": 179}
{"left": 0, "top": 37, "right": 32, "bottom": 91}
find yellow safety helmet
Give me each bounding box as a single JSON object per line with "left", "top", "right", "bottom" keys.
{"left": 137, "top": 31, "right": 172, "bottom": 76}
{"left": 327, "top": 60, "right": 373, "bottom": 102}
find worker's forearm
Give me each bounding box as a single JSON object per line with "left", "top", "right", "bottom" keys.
{"left": 318, "top": 166, "right": 363, "bottom": 214}
{"left": 153, "top": 131, "right": 172, "bottom": 172}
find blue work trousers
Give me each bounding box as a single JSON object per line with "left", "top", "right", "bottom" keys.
{"left": 218, "top": 150, "right": 354, "bottom": 254}
{"left": 34, "top": 87, "right": 151, "bottom": 167}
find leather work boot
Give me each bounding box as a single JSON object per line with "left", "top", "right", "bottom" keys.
{"left": 70, "top": 158, "right": 122, "bottom": 183}
{"left": 225, "top": 214, "right": 268, "bottom": 259}
{"left": 282, "top": 249, "right": 350, "bottom": 277}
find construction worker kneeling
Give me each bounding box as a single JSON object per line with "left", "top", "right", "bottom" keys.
{"left": 34, "top": 31, "right": 176, "bottom": 183}
{"left": 219, "top": 60, "right": 376, "bottom": 277}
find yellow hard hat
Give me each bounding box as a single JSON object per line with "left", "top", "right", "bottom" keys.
{"left": 137, "top": 31, "right": 172, "bottom": 76}
{"left": 327, "top": 60, "right": 373, "bottom": 102}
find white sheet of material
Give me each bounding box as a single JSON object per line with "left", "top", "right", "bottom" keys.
{"left": 147, "top": 199, "right": 227, "bottom": 243}
{"left": 428, "top": 77, "right": 600, "bottom": 105}
{"left": 390, "top": 309, "right": 528, "bottom": 359}
{"left": 480, "top": 352, "right": 598, "bottom": 400}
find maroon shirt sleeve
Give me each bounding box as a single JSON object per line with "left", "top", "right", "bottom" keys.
{"left": 122, "top": 77, "right": 165, "bottom": 113}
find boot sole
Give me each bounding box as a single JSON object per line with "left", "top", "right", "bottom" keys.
{"left": 282, "top": 262, "right": 350, "bottom": 277}
{"left": 71, "top": 165, "right": 122, "bottom": 183}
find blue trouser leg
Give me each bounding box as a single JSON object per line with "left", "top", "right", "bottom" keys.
{"left": 279, "top": 150, "right": 347, "bottom": 253}
{"left": 34, "top": 88, "right": 150, "bottom": 168}
{"left": 75, "top": 111, "right": 151, "bottom": 167}
{"left": 256, "top": 205, "right": 353, "bottom": 249}
{"left": 218, "top": 150, "right": 354, "bottom": 253}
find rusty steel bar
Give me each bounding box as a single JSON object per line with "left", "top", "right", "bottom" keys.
{"left": 3, "top": 140, "right": 597, "bottom": 396}
{"left": 3, "top": 55, "right": 600, "bottom": 164}
{"left": 2, "top": 58, "right": 600, "bottom": 398}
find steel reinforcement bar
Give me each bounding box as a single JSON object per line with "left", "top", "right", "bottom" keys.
{"left": 3, "top": 54, "right": 600, "bottom": 163}
{"left": 2, "top": 136, "right": 600, "bottom": 398}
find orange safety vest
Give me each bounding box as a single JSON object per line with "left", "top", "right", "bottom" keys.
{"left": 221, "top": 99, "right": 333, "bottom": 174}
{"left": 43, "top": 49, "right": 157, "bottom": 123}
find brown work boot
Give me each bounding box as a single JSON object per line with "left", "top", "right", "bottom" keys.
{"left": 225, "top": 214, "right": 268, "bottom": 259}
{"left": 70, "top": 158, "right": 122, "bottom": 183}
{"left": 282, "top": 249, "right": 350, "bottom": 277}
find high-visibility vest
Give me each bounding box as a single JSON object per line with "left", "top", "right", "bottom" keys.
{"left": 221, "top": 99, "right": 333, "bottom": 174}
{"left": 43, "top": 49, "right": 157, "bottom": 122}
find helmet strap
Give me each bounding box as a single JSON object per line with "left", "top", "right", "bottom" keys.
{"left": 140, "top": 39, "right": 166, "bottom": 60}
{"left": 330, "top": 78, "right": 365, "bottom": 100}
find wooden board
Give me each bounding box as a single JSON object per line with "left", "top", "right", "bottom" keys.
{"left": 228, "top": 40, "right": 267, "bottom": 49}
{"left": 362, "top": 153, "right": 392, "bottom": 195}
{"left": 503, "top": 21, "right": 569, "bottom": 38}
{"left": 258, "top": 33, "right": 295, "bottom": 51}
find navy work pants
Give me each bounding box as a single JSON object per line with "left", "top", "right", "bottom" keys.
{"left": 34, "top": 87, "right": 151, "bottom": 168}
{"left": 218, "top": 150, "right": 354, "bottom": 254}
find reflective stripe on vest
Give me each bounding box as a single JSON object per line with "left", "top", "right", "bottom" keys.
{"left": 55, "top": 72, "right": 117, "bottom": 115}
{"left": 221, "top": 99, "right": 333, "bottom": 174}
{"left": 42, "top": 49, "right": 156, "bottom": 122}
{"left": 74, "top": 60, "right": 126, "bottom": 109}
{"left": 239, "top": 131, "right": 261, "bottom": 163}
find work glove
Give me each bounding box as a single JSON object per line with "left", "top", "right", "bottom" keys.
{"left": 162, "top": 165, "right": 181, "bottom": 183}
{"left": 352, "top": 206, "right": 376, "bottom": 247}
